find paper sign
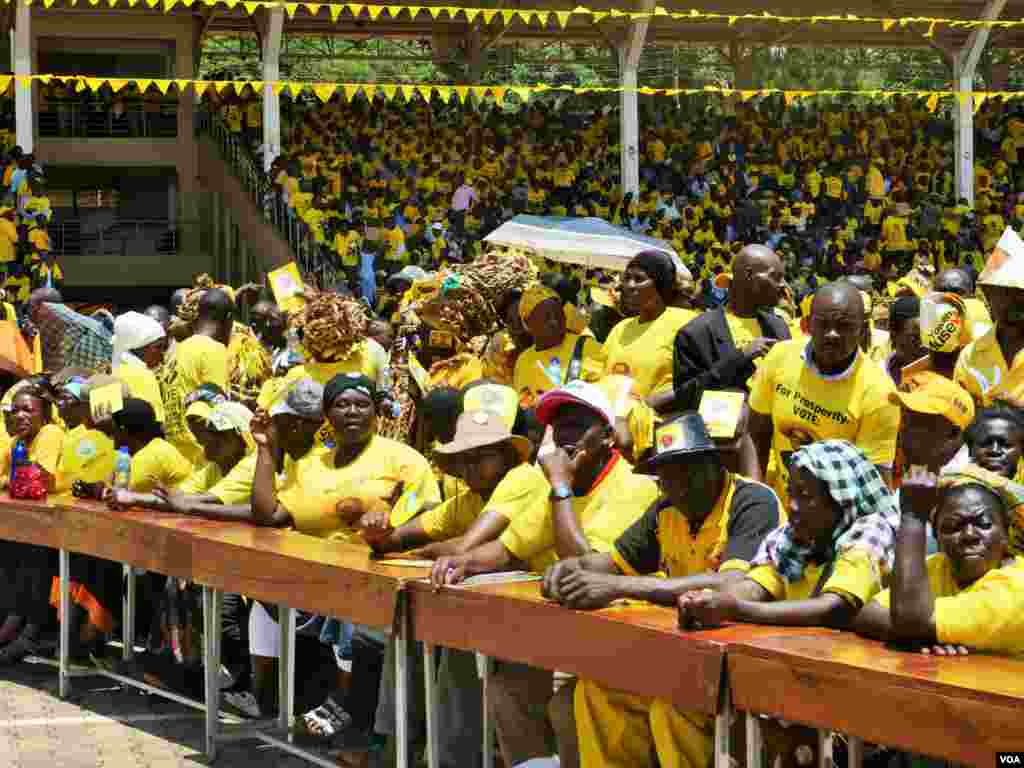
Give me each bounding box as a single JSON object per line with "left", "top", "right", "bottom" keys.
{"left": 407, "top": 355, "right": 431, "bottom": 394}
{"left": 89, "top": 383, "right": 124, "bottom": 422}
{"left": 698, "top": 390, "right": 746, "bottom": 439}
{"left": 268, "top": 262, "right": 305, "bottom": 314}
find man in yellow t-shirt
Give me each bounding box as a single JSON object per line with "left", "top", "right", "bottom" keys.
{"left": 513, "top": 285, "right": 602, "bottom": 408}
{"left": 163, "top": 288, "right": 233, "bottom": 465}
{"left": 545, "top": 414, "right": 781, "bottom": 768}
{"left": 749, "top": 282, "right": 900, "bottom": 505}
{"left": 954, "top": 237, "right": 1024, "bottom": 406}
{"left": 430, "top": 381, "right": 657, "bottom": 768}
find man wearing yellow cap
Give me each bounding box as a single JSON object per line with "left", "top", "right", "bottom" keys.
{"left": 955, "top": 227, "right": 1024, "bottom": 406}
{"left": 891, "top": 371, "right": 975, "bottom": 486}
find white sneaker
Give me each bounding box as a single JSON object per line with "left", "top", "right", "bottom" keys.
{"left": 223, "top": 690, "right": 261, "bottom": 718}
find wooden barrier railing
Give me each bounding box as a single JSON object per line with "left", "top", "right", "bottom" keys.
{"left": 1, "top": 496, "right": 1023, "bottom": 768}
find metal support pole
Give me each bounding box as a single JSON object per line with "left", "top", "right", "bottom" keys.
{"left": 714, "top": 678, "right": 734, "bottom": 768}
{"left": 423, "top": 644, "right": 440, "bottom": 768}
{"left": 203, "top": 586, "right": 224, "bottom": 761}
{"left": 262, "top": 8, "right": 284, "bottom": 171}
{"left": 479, "top": 653, "right": 495, "bottom": 768}
{"left": 394, "top": 594, "right": 410, "bottom": 768}
{"left": 617, "top": 0, "right": 653, "bottom": 200}
{"left": 278, "top": 605, "right": 296, "bottom": 742}
{"left": 13, "top": 3, "right": 32, "bottom": 153}
{"left": 58, "top": 549, "right": 70, "bottom": 699}
{"left": 953, "top": 0, "right": 1006, "bottom": 205}
{"left": 122, "top": 564, "right": 135, "bottom": 661}
{"left": 745, "top": 713, "right": 764, "bottom": 768}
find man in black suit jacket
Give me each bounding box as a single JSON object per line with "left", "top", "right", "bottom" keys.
{"left": 672, "top": 245, "right": 790, "bottom": 411}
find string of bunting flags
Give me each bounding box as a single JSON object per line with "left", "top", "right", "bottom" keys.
{"left": 5, "top": 0, "right": 1024, "bottom": 35}
{"left": 12, "top": 74, "right": 1024, "bottom": 110}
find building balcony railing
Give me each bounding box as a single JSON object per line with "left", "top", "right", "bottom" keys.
{"left": 39, "top": 102, "right": 178, "bottom": 139}
{"left": 50, "top": 218, "right": 177, "bottom": 256}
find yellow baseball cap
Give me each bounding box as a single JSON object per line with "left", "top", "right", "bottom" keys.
{"left": 889, "top": 371, "right": 975, "bottom": 430}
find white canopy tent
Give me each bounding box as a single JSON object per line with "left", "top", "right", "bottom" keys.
{"left": 483, "top": 215, "right": 692, "bottom": 280}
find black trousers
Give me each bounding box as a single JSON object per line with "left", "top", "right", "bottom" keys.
{"left": 0, "top": 540, "right": 57, "bottom": 627}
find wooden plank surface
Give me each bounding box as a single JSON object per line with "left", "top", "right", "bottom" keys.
{"left": 0, "top": 497, "right": 427, "bottom": 629}
{"left": 729, "top": 633, "right": 1024, "bottom": 764}
{"left": 409, "top": 579, "right": 821, "bottom": 715}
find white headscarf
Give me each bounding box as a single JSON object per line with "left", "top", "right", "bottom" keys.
{"left": 112, "top": 311, "right": 165, "bottom": 368}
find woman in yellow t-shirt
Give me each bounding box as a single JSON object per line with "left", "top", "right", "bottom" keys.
{"left": 679, "top": 440, "right": 898, "bottom": 630}
{"left": 103, "top": 398, "right": 192, "bottom": 499}
{"left": 856, "top": 466, "right": 1024, "bottom": 656}
{"left": 513, "top": 284, "right": 603, "bottom": 409}
{"left": 0, "top": 385, "right": 65, "bottom": 664}
{"left": 601, "top": 251, "right": 694, "bottom": 403}
{"left": 252, "top": 373, "right": 439, "bottom": 544}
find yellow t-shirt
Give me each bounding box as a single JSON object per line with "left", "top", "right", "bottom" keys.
{"left": 208, "top": 449, "right": 311, "bottom": 505}
{"left": 420, "top": 463, "right": 548, "bottom": 541}
{"left": 873, "top": 554, "right": 1024, "bottom": 655}
{"left": 260, "top": 341, "right": 389, "bottom": 410}
{"left": 0, "top": 218, "right": 17, "bottom": 263}
{"left": 176, "top": 334, "right": 229, "bottom": 393}
{"left": 54, "top": 424, "right": 115, "bottom": 496}
{"left": 513, "top": 333, "right": 604, "bottom": 409}
{"left": 115, "top": 361, "right": 166, "bottom": 423}
{"left": 748, "top": 340, "right": 899, "bottom": 505}
{"left": 724, "top": 312, "right": 766, "bottom": 373}
{"left": 177, "top": 461, "right": 224, "bottom": 495}
{"left": 600, "top": 308, "right": 695, "bottom": 397}
{"left": 748, "top": 549, "right": 882, "bottom": 607}
{"left": 278, "top": 434, "right": 440, "bottom": 542}
{"left": 130, "top": 437, "right": 192, "bottom": 493}
{"left": 0, "top": 423, "right": 65, "bottom": 486}
{"left": 954, "top": 326, "right": 1024, "bottom": 406}
{"left": 612, "top": 472, "right": 778, "bottom": 578}
{"left": 499, "top": 454, "right": 657, "bottom": 573}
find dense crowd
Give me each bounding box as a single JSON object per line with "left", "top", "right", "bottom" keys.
{"left": 222, "top": 92, "right": 1024, "bottom": 305}
{"left": 0, "top": 94, "right": 1022, "bottom": 768}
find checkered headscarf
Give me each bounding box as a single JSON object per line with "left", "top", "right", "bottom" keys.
{"left": 753, "top": 440, "right": 900, "bottom": 584}
{"left": 38, "top": 302, "right": 113, "bottom": 373}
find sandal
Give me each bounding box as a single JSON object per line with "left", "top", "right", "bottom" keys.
{"left": 296, "top": 697, "right": 353, "bottom": 742}
{"left": 0, "top": 631, "right": 42, "bottom": 665}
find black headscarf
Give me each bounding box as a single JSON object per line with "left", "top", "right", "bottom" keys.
{"left": 324, "top": 373, "right": 378, "bottom": 411}
{"left": 629, "top": 250, "right": 677, "bottom": 303}
{"left": 113, "top": 398, "right": 164, "bottom": 440}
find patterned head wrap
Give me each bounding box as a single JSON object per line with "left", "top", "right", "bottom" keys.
{"left": 752, "top": 440, "right": 900, "bottom": 583}
{"left": 518, "top": 285, "right": 560, "bottom": 325}
{"left": 298, "top": 292, "right": 368, "bottom": 363}
{"left": 939, "top": 462, "right": 1024, "bottom": 555}
{"left": 206, "top": 401, "right": 256, "bottom": 453}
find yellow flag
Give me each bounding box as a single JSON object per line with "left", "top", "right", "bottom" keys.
{"left": 329, "top": 4, "right": 342, "bottom": 19}
{"left": 346, "top": 3, "right": 364, "bottom": 15}
{"left": 924, "top": 21, "right": 937, "bottom": 37}
{"left": 342, "top": 85, "right": 359, "bottom": 101}
{"left": 271, "top": 82, "right": 287, "bottom": 96}
{"left": 975, "top": 93, "right": 988, "bottom": 114}
{"left": 364, "top": 85, "right": 377, "bottom": 100}
{"left": 381, "top": 84, "right": 398, "bottom": 100}
{"left": 108, "top": 78, "right": 129, "bottom": 92}
{"left": 957, "top": 93, "right": 970, "bottom": 108}
{"left": 152, "top": 79, "right": 172, "bottom": 95}
{"left": 283, "top": 2, "right": 298, "bottom": 17}
{"left": 510, "top": 86, "right": 531, "bottom": 103}
{"left": 482, "top": 9, "right": 498, "bottom": 24}
{"left": 304, "top": 3, "right": 321, "bottom": 15}
{"left": 404, "top": 6, "right": 422, "bottom": 19}
{"left": 553, "top": 10, "right": 570, "bottom": 27}
{"left": 464, "top": 8, "right": 479, "bottom": 22}
{"left": 243, "top": 1, "right": 260, "bottom": 13}
{"left": 249, "top": 80, "right": 264, "bottom": 92}
{"left": 591, "top": 11, "right": 606, "bottom": 21}
{"left": 436, "top": 86, "right": 453, "bottom": 103}
{"left": 499, "top": 9, "right": 515, "bottom": 23}
{"left": 367, "top": 5, "right": 384, "bottom": 19}
{"left": 313, "top": 83, "right": 335, "bottom": 102}
{"left": 454, "top": 85, "right": 470, "bottom": 103}
{"left": 175, "top": 79, "right": 192, "bottom": 93}
{"left": 427, "top": 5, "right": 442, "bottom": 18}
{"left": 740, "top": 90, "right": 756, "bottom": 101}
{"left": 491, "top": 86, "right": 507, "bottom": 102}
{"left": 163, "top": 0, "right": 177, "bottom": 10}
{"left": 136, "top": 79, "right": 154, "bottom": 93}
{"left": 882, "top": 19, "right": 895, "bottom": 30}
{"left": 0, "top": 76, "right": 13, "bottom": 93}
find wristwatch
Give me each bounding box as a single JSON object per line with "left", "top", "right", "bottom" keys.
{"left": 549, "top": 483, "right": 573, "bottom": 501}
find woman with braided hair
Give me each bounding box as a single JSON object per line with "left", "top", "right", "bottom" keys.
{"left": 258, "top": 291, "right": 391, "bottom": 421}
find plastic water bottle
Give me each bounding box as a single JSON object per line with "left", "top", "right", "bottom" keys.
{"left": 113, "top": 447, "right": 131, "bottom": 490}
{"left": 9, "top": 439, "right": 26, "bottom": 487}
